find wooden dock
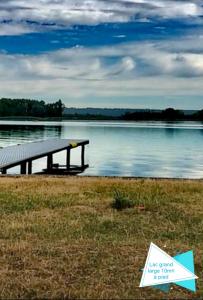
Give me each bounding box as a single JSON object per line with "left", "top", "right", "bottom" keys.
{"left": 0, "top": 139, "right": 89, "bottom": 175}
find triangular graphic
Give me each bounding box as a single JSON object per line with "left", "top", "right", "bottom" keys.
{"left": 153, "top": 284, "right": 170, "bottom": 293}
{"left": 140, "top": 243, "right": 197, "bottom": 288}
{"left": 174, "top": 251, "right": 196, "bottom": 292}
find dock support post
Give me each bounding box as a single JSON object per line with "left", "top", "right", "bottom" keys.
{"left": 2, "top": 168, "right": 7, "bottom": 175}
{"left": 28, "top": 161, "right": 32, "bottom": 175}
{"left": 47, "top": 154, "right": 53, "bottom": 170}
{"left": 81, "top": 145, "right": 85, "bottom": 168}
{"left": 66, "top": 148, "right": 70, "bottom": 170}
{"left": 20, "top": 162, "right": 27, "bottom": 175}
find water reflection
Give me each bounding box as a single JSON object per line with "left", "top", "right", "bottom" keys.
{"left": 0, "top": 120, "right": 203, "bottom": 178}
{"left": 0, "top": 124, "right": 62, "bottom": 146}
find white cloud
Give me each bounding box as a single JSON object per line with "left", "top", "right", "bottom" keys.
{"left": 0, "top": 23, "right": 35, "bottom": 36}
{"left": 0, "top": 0, "right": 202, "bottom": 35}
{"left": 0, "top": 36, "right": 202, "bottom": 102}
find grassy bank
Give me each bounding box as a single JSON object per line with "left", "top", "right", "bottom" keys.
{"left": 0, "top": 176, "right": 202, "bottom": 299}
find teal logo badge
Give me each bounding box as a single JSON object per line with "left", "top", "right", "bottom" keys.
{"left": 140, "top": 242, "right": 198, "bottom": 293}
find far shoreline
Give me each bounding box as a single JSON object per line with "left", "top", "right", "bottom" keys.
{"left": 0, "top": 116, "right": 203, "bottom": 123}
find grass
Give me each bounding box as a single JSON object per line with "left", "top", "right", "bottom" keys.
{"left": 0, "top": 176, "right": 202, "bottom": 299}
{"left": 112, "top": 190, "right": 136, "bottom": 210}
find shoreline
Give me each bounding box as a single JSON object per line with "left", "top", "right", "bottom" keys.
{"left": 1, "top": 174, "right": 203, "bottom": 181}
{"left": 0, "top": 117, "right": 203, "bottom": 123}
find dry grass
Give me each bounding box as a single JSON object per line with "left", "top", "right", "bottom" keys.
{"left": 0, "top": 176, "right": 202, "bottom": 299}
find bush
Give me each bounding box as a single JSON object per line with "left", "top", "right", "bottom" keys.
{"left": 112, "top": 190, "right": 135, "bottom": 210}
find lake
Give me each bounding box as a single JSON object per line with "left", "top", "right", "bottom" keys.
{"left": 0, "top": 120, "right": 203, "bottom": 178}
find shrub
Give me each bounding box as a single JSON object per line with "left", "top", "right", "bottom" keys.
{"left": 112, "top": 190, "right": 135, "bottom": 210}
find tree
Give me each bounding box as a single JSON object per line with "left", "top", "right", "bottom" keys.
{"left": 161, "top": 108, "right": 184, "bottom": 120}
{"left": 0, "top": 98, "right": 65, "bottom": 118}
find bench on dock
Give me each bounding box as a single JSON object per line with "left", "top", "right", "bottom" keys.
{"left": 0, "top": 139, "right": 89, "bottom": 175}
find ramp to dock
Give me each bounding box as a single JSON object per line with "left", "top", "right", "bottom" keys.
{"left": 0, "top": 139, "right": 89, "bottom": 175}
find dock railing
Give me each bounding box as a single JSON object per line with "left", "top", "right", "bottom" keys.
{"left": 0, "top": 139, "right": 89, "bottom": 175}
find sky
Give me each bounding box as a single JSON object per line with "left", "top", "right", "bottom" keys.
{"left": 0, "top": 0, "right": 203, "bottom": 109}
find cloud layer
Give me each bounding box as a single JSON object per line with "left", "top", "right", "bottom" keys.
{"left": 0, "top": 0, "right": 202, "bottom": 35}
{"left": 0, "top": 0, "right": 202, "bottom": 108}
{"left": 0, "top": 36, "right": 202, "bottom": 103}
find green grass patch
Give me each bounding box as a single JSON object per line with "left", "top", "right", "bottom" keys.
{"left": 112, "top": 190, "right": 136, "bottom": 210}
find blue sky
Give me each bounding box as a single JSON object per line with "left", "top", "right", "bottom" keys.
{"left": 0, "top": 0, "right": 203, "bottom": 109}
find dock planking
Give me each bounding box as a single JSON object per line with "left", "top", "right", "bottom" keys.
{"left": 0, "top": 139, "right": 89, "bottom": 175}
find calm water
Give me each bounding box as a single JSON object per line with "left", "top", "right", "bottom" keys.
{"left": 0, "top": 120, "right": 203, "bottom": 178}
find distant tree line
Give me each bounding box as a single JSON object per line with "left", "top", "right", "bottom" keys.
{"left": 122, "top": 108, "right": 203, "bottom": 121}
{"left": 1, "top": 99, "right": 203, "bottom": 121}
{"left": 63, "top": 113, "right": 119, "bottom": 120}
{"left": 63, "top": 108, "right": 203, "bottom": 121}
{"left": 0, "top": 98, "right": 64, "bottom": 117}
